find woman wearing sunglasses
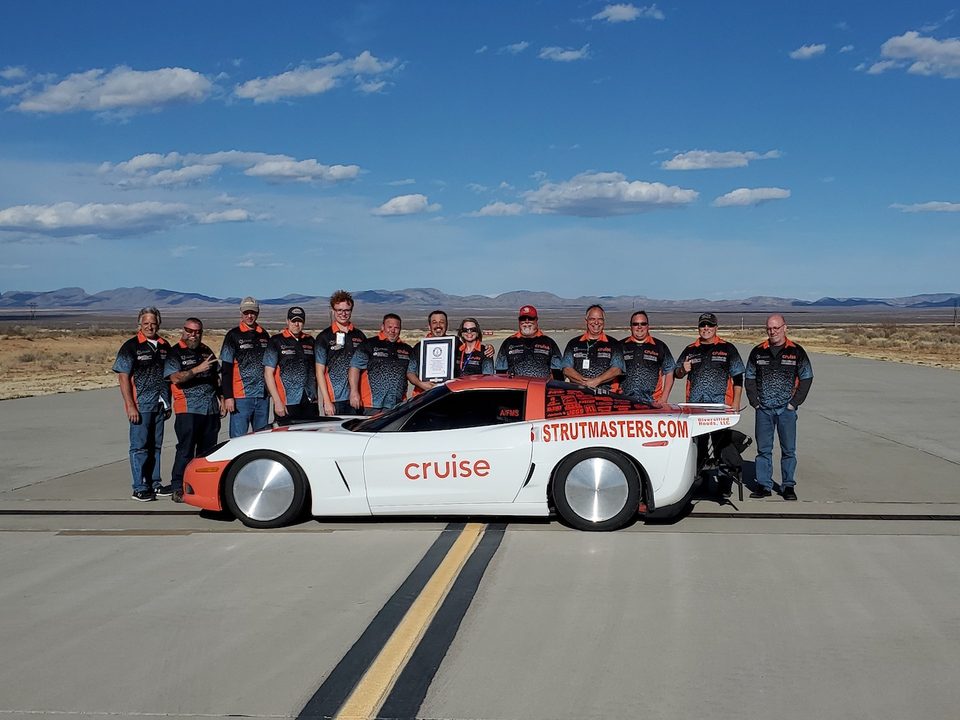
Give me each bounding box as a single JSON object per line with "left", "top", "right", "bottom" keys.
{"left": 455, "top": 318, "right": 494, "bottom": 376}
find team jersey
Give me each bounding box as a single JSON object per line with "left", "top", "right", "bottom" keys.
{"left": 220, "top": 322, "right": 270, "bottom": 399}
{"left": 456, "top": 342, "right": 494, "bottom": 376}
{"left": 164, "top": 341, "right": 220, "bottom": 415}
{"left": 561, "top": 333, "right": 625, "bottom": 389}
{"left": 495, "top": 332, "right": 563, "bottom": 378}
{"left": 264, "top": 329, "right": 317, "bottom": 406}
{"left": 620, "top": 336, "right": 676, "bottom": 404}
{"left": 675, "top": 337, "right": 745, "bottom": 405}
{"left": 112, "top": 332, "right": 171, "bottom": 412}
{"left": 745, "top": 339, "right": 813, "bottom": 409}
{"left": 351, "top": 333, "right": 413, "bottom": 409}
{"left": 315, "top": 323, "right": 367, "bottom": 402}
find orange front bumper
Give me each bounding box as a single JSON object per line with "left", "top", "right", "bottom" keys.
{"left": 183, "top": 458, "right": 230, "bottom": 512}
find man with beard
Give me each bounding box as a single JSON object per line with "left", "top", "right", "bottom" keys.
{"left": 164, "top": 318, "right": 223, "bottom": 503}
{"left": 495, "top": 305, "right": 563, "bottom": 379}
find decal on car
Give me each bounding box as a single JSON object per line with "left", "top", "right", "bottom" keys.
{"left": 404, "top": 454, "right": 491, "bottom": 481}
{"left": 541, "top": 418, "right": 688, "bottom": 443}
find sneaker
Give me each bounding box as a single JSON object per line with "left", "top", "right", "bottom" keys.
{"left": 154, "top": 484, "right": 173, "bottom": 497}
{"left": 171, "top": 489, "right": 184, "bottom": 503}
{"left": 782, "top": 486, "right": 798, "bottom": 501}
{"left": 749, "top": 487, "right": 772, "bottom": 499}
{"left": 131, "top": 489, "right": 156, "bottom": 502}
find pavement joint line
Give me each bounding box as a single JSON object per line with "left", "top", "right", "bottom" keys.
{"left": 333, "top": 522, "right": 485, "bottom": 720}
{"left": 812, "top": 410, "right": 960, "bottom": 466}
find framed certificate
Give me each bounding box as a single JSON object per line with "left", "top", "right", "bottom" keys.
{"left": 420, "top": 336, "right": 455, "bottom": 383}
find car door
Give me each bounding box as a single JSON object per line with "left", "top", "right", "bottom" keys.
{"left": 362, "top": 388, "right": 533, "bottom": 508}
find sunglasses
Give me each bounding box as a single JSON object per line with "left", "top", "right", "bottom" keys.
{"left": 519, "top": 316, "right": 537, "bottom": 322}
{"left": 182, "top": 327, "right": 202, "bottom": 335}
{"left": 631, "top": 321, "right": 649, "bottom": 327}
{"left": 461, "top": 327, "right": 479, "bottom": 333}
{"left": 698, "top": 322, "right": 717, "bottom": 328}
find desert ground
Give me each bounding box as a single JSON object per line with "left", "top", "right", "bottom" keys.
{"left": 0, "top": 313, "right": 957, "bottom": 400}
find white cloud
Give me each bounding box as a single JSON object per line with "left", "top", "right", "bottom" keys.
{"left": 387, "top": 178, "right": 416, "bottom": 186}
{"left": 0, "top": 201, "right": 257, "bottom": 237}
{"left": 170, "top": 245, "right": 197, "bottom": 258}
{"left": 592, "top": 4, "right": 664, "bottom": 23}
{"left": 235, "top": 252, "right": 284, "bottom": 268}
{"left": 839, "top": 45, "right": 854, "bottom": 53}
{"left": 0, "top": 82, "right": 31, "bottom": 98}
{"left": 357, "top": 80, "right": 386, "bottom": 94}
{"left": 865, "top": 60, "right": 902, "bottom": 74}
{"left": 0, "top": 263, "right": 30, "bottom": 270}
{"left": 372, "top": 194, "right": 441, "bottom": 216}
{"left": 475, "top": 45, "right": 488, "bottom": 54}
{"left": 14, "top": 66, "right": 212, "bottom": 114}
{"left": 879, "top": 31, "right": 960, "bottom": 78}
{"left": 539, "top": 45, "right": 591, "bottom": 62}
{"left": 523, "top": 171, "right": 697, "bottom": 216}
{"left": 100, "top": 150, "right": 360, "bottom": 187}
{"left": 790, "top": 44, "right": 827, "bottom": 60}
{"left": 467, "top": 183, "right": 489, "bottom": 193}
{"left": 662, "top": 149, "right": 781, "bottom": 170}
{"left": 234, "top": 51, "right": 399, "bottom": 103}
{"left": 467, "top": 202, "right": 524, "bottom": 217}
{"left": 891, "top": 201, "right": 960, "bottom": 213}
{"left": 500, "top": 41, "right": 530, "bottom": 55}
{"left": 0, "top": 66, "right": 27, "bottom": 80}
{"left": 712, "top": 187, "right": 791, "bottom": 207}
{"left": 244, "top": 158, "right": 360, "bottom": 183}
{"left": 198, "top": 209, "right": 252, "bottom": 223}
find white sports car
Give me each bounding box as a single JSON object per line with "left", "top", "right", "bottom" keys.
{"left": 184, "top": 376, "right": 740, "bottom": 531}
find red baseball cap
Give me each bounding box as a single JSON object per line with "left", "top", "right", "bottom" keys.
{"left": 518, "top": 305, "right": 538, "bottom": 319}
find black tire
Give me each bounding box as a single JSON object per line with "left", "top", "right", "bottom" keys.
{"left": 223, "top": 451, "right": 307, "bottom": 528}
{"left": 552, "top": 448, "right": 640, "bottom": 531}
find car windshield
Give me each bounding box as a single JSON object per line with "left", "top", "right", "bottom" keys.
{"left": 349, "top": 384, "right": 451, "bottom": 432}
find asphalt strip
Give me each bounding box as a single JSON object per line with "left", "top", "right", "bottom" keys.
{"left": 296, "top": 521, "right": 478, "bottom": 720}
{"left": 378, "top": 523, "right": 506, "bottom": 720}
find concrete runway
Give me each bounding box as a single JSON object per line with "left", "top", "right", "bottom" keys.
{"left": 1, "top": 342, "right": 958, "bottom": 719}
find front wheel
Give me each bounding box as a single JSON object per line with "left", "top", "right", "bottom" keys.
{"left": 552, "top": 448, "right": 640, "bottom": 531}
{"left": 223, "top": 451, "right": 307, "bottom": 528}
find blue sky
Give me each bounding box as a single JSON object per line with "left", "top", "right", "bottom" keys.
{"left": 1, "top": 1, "right": 958, "bottom": 300}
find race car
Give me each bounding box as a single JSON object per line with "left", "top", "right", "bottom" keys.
{"left": 183, "top": 376, "right": 741, "bottom": 531}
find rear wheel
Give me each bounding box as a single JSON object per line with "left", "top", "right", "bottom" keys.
{"left": 552, "top": 448, "right": 640, "bottom": 531}
{"left": 223, "top": 451, "right": 307, "bottom": 528}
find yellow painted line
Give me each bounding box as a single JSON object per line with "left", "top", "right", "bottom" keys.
{"left": 334, "top": 522, "right": 485, "bottom": 720}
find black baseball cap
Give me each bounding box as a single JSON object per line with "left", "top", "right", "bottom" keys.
{"left": 698, "top": 312, "right": 718, "bottom": 326}
{"left": 287, "top": 306, "right": 306, "bottom": 321}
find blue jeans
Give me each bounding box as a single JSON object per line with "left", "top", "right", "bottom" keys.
{"left": 754, "top": 406, "right": 798, "bottom": 490}
{"left": 229, "top": 397, "right": 270, "bottom": 438}
{"left": 129, "top": 410, "right": 166, "bottom": 493}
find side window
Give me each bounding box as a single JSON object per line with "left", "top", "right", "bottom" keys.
{"left": 401, "top": 389, "right": 526, "bottom": 432}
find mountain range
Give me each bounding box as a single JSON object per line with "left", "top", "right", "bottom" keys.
{"left": 1, "top": 287, "right": 958, "bottom": 312}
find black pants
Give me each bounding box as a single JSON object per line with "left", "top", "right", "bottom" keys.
{"left": 172, "top": 413, "right": 222, "bottom": 490}
{"left": 695, "top": 429, "right": 733, "bottom": 470}
{"left": 275, "top": 397, "right": 320, "bottom": 426}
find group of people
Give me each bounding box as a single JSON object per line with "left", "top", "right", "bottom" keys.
{"left": 113, "top": 291, "right": 813, "bottom": 504}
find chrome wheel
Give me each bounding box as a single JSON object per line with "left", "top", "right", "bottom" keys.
{"left": 553, "top": 449, "right": 640, "bottom": 531}
{"left": 564, "top": 457, "right": 630, "bottom": 523}
{"left": 224, "top": 452, "right": 307, "bottom": 528}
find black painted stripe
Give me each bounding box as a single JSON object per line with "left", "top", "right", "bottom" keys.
{"left": 296, "top": 522, "right": 465, "bottom": 720}
{"left": 378, "top": 523, "right": 506, "bottom": 720}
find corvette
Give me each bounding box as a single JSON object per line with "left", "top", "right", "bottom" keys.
{"left": 183, "top": 375, "right": 741, "bottom": 531}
